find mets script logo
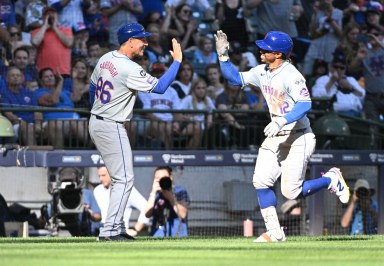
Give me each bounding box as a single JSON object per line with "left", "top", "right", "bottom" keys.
{"left": 369, "top": 153, "right": 377, "bottom": 162}
{"left": 162, "top": 154, "right": 171, "bottom": 164}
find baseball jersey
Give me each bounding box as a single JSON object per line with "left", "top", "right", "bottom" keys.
{"left": 241, "top": 62, "right": 311, "bottom": 130}
{"left": 90, "top": 51, "right": 159, "bottom": 122}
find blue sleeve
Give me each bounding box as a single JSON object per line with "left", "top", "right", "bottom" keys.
{"left": 89, "top": 82, "right": 96, "bottom": 105}
{"left": 219, "top": 60, "right": 242, "bottom": 86}
{"left": 284, "top": 101, "right": 311, "bottom": 124}
{"left": 152, "top": 61, "right": 181, "bottom": 94}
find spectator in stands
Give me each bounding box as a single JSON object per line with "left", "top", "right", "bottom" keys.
{"left": 86, "top": 40, "right": 103, "bottom": 70}
{"left": 170, "top": 60, "right": 194, "bottom": 100}
{"left": 190, "top": 35, "right": 218, "bottom": 78}
{"left": 25, "top": 0, "right": 46, "bottom": 31}
{"left": 35, "top": 67, "right": 88, "bottom": 148}
{"left": 161, "top": 4, "right": 200, "bottom": 50}
{"left": 0, "top": 0, "right": 16, "bottom": 27}
{"left": 31, "top": 7, "right": 73, "bottom": 76}
{"left": 216, "top": 0, "right": 251, "bottom": 47}
{"left": 246, "top": 0, "right": 303, "bottom": 44}
{"left": 69, "top": 58, "right": 91, "bottom": 114}
{"left": 306, "top": 59, "right": 329, "bottom": 91}
{"left": 48, "top": 0, "right": 86, "bottom": 31}
{"left": 349, "top": 25, "right": 384, "bottom": 123}
{"left": 100, "top": 0, "right": 143, "bottom": 50}
{"left": 174, "top": 78, "right": 215, "bottom": 149}
{"left": 6, "top": 25, "right": 25, "bottom": 56}
{"left": 71, "top": 28, "right": 89, "bottom": 58}
{"left": 364, "top": 3, "right": 384, "bottom": 32}
{"left": 341, "top": 179, "right": 378, "bottom": 235}
{"left": 85, "top": 14, "right": 109, "bottom": 48}
{"left": 146, "top": 23, "right": 172, "bottom": 65}
{"left": 138, "top": 80, "right": 180, "bottom": 150}
{"left": 137, "top": 0, "right": 165, "bottom": 27}
{"left": 25, "top": 79, "right": 39, "bottom": 92}
{"left": 333, "top": 23, "right": 362, "bottom": 80}
{"left": 228, "top": 41, "right": 251, "bottom": 72}
{"left": 9, "top": 46, "right": 38, "bottom": 83}
{"left": 216, "top": 82, "right": 251, "bottom": 148}
{"left": 311, "top": 53, "right": 365, "bottom": 117}
{"left": 145, "top": 166, "right": 190, "bottom": 237}
{"left": 0, "top": 66, "right": 42, "bottom": 145}
{"left": 94, "top": 166, "right": 151, "bottom": 237}
{"left": 205, "top": 63, "right": 225, "bottom": 102}
{"left": 302, "top": 0, "right": 343, "bottom": 77}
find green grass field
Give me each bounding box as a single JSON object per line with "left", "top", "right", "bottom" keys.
{"left": 1, "top": 235, "right": 383, "bottom": 266}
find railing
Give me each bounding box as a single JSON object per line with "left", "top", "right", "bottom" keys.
{"left": 1, "top": 107, "right": 383, "bottom": 150}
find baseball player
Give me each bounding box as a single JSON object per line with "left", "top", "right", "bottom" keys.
{"left": 88, "top": 23, "right": 182, "bottom": 241}
{"left": 215, "top": 30, "right": 350, "bottom": 242}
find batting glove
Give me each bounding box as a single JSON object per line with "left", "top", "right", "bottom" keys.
{"left": 214, "top": 30, "right": 229, "bottom": 61}
{"left": 264, "top": 117, "right": 288, "bottom": 138}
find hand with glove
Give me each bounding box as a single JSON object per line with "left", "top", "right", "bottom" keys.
{"left": 264, "top": 117, "right": 288, "bottom": 138}
{"left": 214, "top": 30, "right": 230, "bottom": 61}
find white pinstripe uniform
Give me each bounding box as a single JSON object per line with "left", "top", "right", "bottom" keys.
{"left": 241, "top": 62, "right": 316, "bottom": 199}
{"left": 89, "top": 51, "right": 158, "bottom": 237}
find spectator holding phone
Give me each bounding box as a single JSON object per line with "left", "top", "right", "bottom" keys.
{"left": 144, "top": 166, "right": 190, "bottom": 237}
{"left": 312, "top": 53, "right": 365, "bottom": 117}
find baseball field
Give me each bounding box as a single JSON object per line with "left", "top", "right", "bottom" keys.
{"left": 1, "top": 235, "right": 383, "bottom": 266}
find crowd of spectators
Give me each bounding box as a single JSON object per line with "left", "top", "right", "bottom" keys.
{"left": 1, "top": 0, "right": 384, "bottom": 149}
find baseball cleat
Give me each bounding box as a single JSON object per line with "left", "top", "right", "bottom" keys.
{"left": 98, "top": 234, "right": 135, "bottom": 242}
{"left": 253, "top": 227, "right": 286, "bottom": 243}
{"left": 323, "top": 167, "right": 350, "bottom": 204}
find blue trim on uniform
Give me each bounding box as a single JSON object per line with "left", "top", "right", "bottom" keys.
{"left": 152, "top": 61, "right": 181, "bottom": 94}
{"left": 110, "top": 123, "right": 129, "bottom": 236}
{"left": 284, "top": 101, "right": 311, "bottom": 124}
{"left": 256, "top": 188, "right": 277, "bottom": 209}
{"left": 89, "top": 82, "right": 96, "bottom": 105}
{"left": 301, "top": 178, "right": 330, "bottom": 197}
{"left": 219, "top": 60, "right": 242, "bottom": 86}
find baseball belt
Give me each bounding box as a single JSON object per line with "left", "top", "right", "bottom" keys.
{"left": 276, "top": 128, "right": 307, "bottom": 137}
{"left": 94, "top": 114, "right": 124, "bottom": 124}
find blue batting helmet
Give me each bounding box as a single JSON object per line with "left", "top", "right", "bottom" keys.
{"left": 117, "top": 23, "right": 151, "bottom": 45}
{"left": 255, "top": 31, "right": 293, "bottom": 57}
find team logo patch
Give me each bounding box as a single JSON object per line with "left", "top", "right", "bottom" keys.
{"left": 140, "top": 70, "right": 147, "bottom": 77}
{"left": 299, "top": 87, "right": 310, "bottom": 97}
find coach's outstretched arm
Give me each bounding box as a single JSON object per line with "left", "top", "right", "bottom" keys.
{"left": 214, "top": 30, "right": 242, "bottom": 86}
{"left": 152, "top": 38, "right": 182, "bottom": 94}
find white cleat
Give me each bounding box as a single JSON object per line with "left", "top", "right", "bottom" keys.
{"left": 323, "top": 167, "right": 350, "bottom": 204}
{"left": 253, "top": 227, "right": 286, "bottom": 243}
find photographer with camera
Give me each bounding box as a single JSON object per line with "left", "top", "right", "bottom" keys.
{"left": 302, "top": 0, "right": 343, "bottom": 77}
{"left": 144, "top": 166, "right": 190, "bottom": 237}
{"left": 31, "top": 7, "right": 73, "bottom": 76}
{"left": 341, "top": 179, "right": 378, "bottom": 235}
{"left": 312, "top": 53, "right": 365, "bottom": 117}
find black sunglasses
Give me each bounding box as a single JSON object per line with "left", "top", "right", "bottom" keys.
{"left": 333, "top": 65, "right": 345, "bottom": 70}
{"left": 10, "top": 32, "right": 20, "bottom": 37}
{"left": 260, "top": 49, "right": 274, "bottom": 54}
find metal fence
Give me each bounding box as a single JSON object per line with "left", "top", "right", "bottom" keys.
{"left": 1, "top": 107, "right": 383, "bottom": 150}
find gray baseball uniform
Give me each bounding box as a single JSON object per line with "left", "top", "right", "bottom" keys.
{"left": 241, "top": 62, "right": 316, "bottom": 199}
{"left": 89, "top": 51, "right": 158, "bottom": 237}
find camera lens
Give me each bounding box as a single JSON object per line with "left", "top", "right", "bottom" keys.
{"left": 159, "top": 177, "right": 172, "bottom": 190}
{"left": 356, "top": 188, "right": 369, "bottom": 199}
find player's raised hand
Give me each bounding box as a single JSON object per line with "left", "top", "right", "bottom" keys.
{"left": 214, "top": 30, "right": 229, "bottom": 57}
{"left": 169, "top": 38, "right": 182, "bottom": 62}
